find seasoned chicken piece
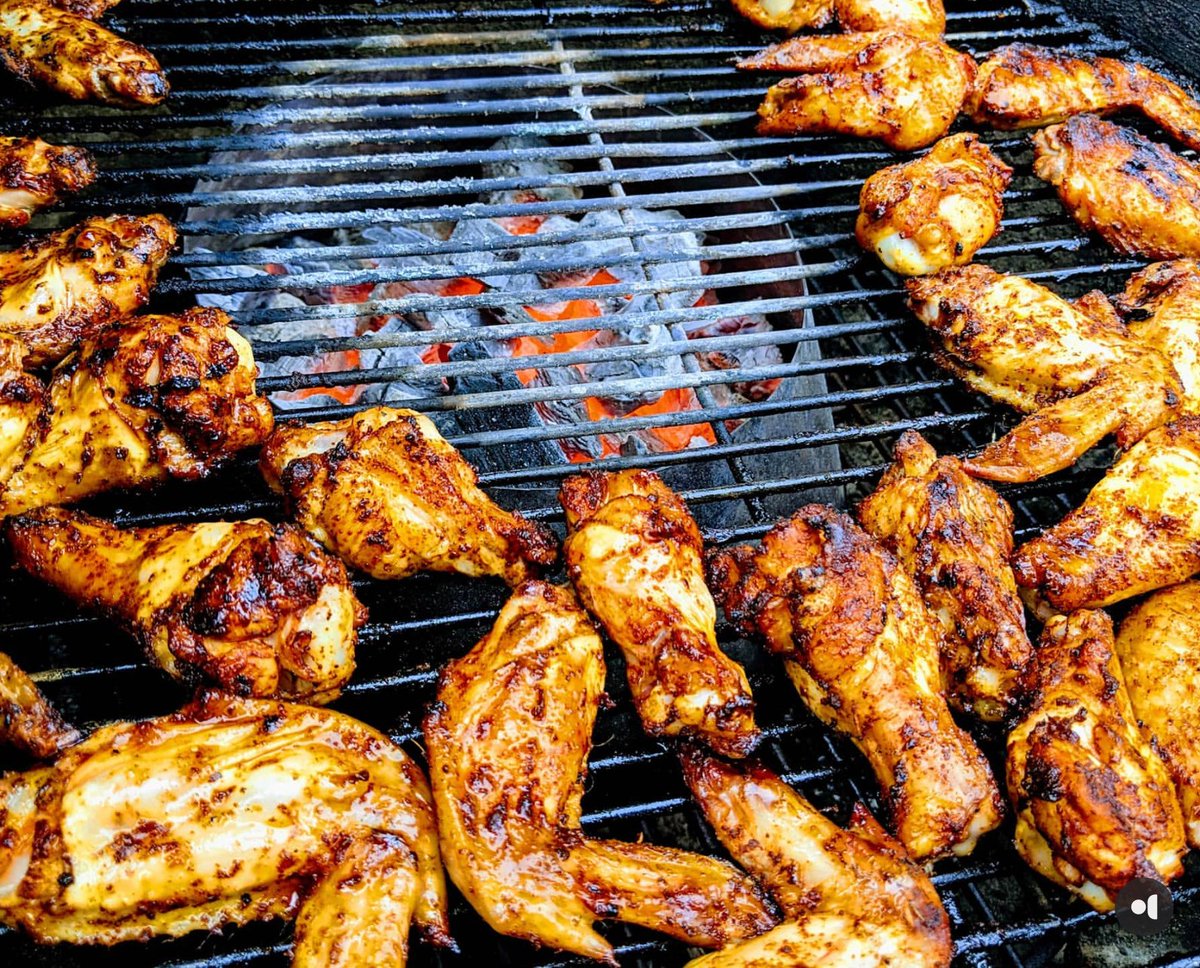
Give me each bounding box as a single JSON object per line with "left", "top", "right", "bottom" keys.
{"left": 1013, "top": 418, "right": 1200, "bottom": 614}
{"left": 50, "top": 0, "right": 122, "bottom": 18}
{"left": 424, "top": 581, "right": 776, "bottom": 963}
{"left": 0, "top": 137, "right": 94, "bottom": 231}
{"left": 680, "top": 747, "right": 951, "bottom": 968}
{"left": 6, "top": 507, "right": 366, "bottom": 703}
{"left": 0, "top": 213, "right": 176, "bottom": 368}
{"left": 1007, "top": 610, "right": 1186, "bottom": 911}
{"left": 858, "top": 432, "right": 1032, "bottom": 721}
{"left": 907, "top": 264, "right": 1183, "bottom": 482}
{"left": 0, "top": 0, "right": 167, "bottom": 106}
{"left": 730, "top": 0, "right": 833, "bottom": 32}
{"left": 0, "top": 308, "right": 273, "bottom": 517}
{"left": 966, "top": 44, "right": 1200, "bottom": 152}
{"left": 1114, "top": 260, "right": 1200, "bottom": 414}
{"left": 740, "top": 32, "right": 975, "bottom": 151}
{"left": 0, "top": 650, "right": 79, "bottom": 759}
{"left": 709, "top": 506, "right": 1003, "bottom": 861}
{"left": 560, "top": 470, "right": 760, "bottom": 758}
{"left": 260, "top": 407, "right": 556, "bottom": 586}
{"left": 730, "top": 0, "right": 944, "bottom": 38}
{"left": 0, "top": 335, "right": 40, "bottom": 490}
{"left": 0, "top": 692, "right": 451, "bottom": 964}
{"left": 1034, "top": 116, "right": 1200, "bottom": 261}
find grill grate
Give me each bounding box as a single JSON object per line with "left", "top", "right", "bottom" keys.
{"left": 2, "top": 1, "right": 1199, "bottom": 966}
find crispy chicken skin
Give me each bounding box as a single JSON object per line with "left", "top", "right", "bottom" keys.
{"left": 6, "top": 507, "right": 366, "bottom": 703}
{"left": 1034, "top": 116, "right": 1200, "bottom": 261}
{"left": 856, "top": 133, "right": 1011, "bottom": 276}
{"left": 261, "top": 406, "right": 556, "bottom": 585}
{"left": 0, "top": 214, "right": 176, "bottom": 368}
{"left": 966, "top": 44, "right": 1200, "bottom": 152}
{"left": 680, "top": 747, "right": 951, "bottom": 968}
{"left": 740, "top": 33, "right": 975, "bottom": 151}
{"left": 730, "top": 0, "right": 833, "bottom": 33}
{"left": 0, "top": 137, "right": 94, "bottom": 231}
{"left": 0, "top": 335, "right": 40, "bottom": 491}
{"left": 560, "top": 470, "right": 761, "bottom": 758}
{"left": 1007, "top": 610, "right": 1187, "bottom": 911}
{"left": 0, "top": 308, "right": 274, "bottom": 517}
{"left": 709, "top": 506, "right": 1003, "bottom": 861}
{"left": 0, "top": 650, "right": 79, "bottom": 759}
{"left": 0, "top": 692, "right": 451, "bottom": 964}
{"left": 423, "top": 581, "right": 777, "bottom": 964}
{"left": 0, "top": 0, "right": 167, "bottom": 106}
{"left": 907, "top": 264, "right": 1183, "bottom": 482}
{"left": 730, "top": 0, "right": 944, "bottom": 37}
{"left": 1013, "top": 417, "right": 1200, "bottom": 614}
{"left": 858, "top": 432, "right": 1032, "bottom": 721}
{"left": 1115, "top": 261, "right": 1200, "bottom": 413}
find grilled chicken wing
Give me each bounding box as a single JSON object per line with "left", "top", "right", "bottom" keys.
{"left": 680, "top": 747, "right": 951, "bottom": 968}
{"left": 1115, "top": 260, "right": 1200, "bottom": 414}
{"left": 0, "top": 214, "right": 176, "bottom": 368}
{"left": 0, "top": 692, "right": 451, "bottom": 964}
{"left": 731, "top": 0, "right": 944, "bottom": 38}
{"left": 560, "top": 470, "right": 760, "bottom": 758}
{"left": 0, "top": 0, "right": 167, "bottom": 106}
{"left": 907, "top": 264, "right": 1183, "bottom": 482}
{"left": 0, "top": 137, "right": 94, "bottom": 231}
{"left": 709, "top": 506, "right": 1003, "bottom": 861}
{"left": 1034, "top": 115, "right": 1200, "bottom": 261}
{"left": 739, "top": 32, "right": 975, "bottom": 151}
{"left": 260, "top": 407, "right": 556, "bottom": 586}
{"left": 856, "top": 133, "right": 1011, "bottom": 276}
{"left": 858, "top": 432, "right": 1032, "bottom": 721}
{"left": 6, "top": 507, "right": 366, "bottom": 703}
{"left": 0, "top": 335, "right": 40, "bottom": 489}
{"left": 966, "top": 44, "right": 1200, "bottom": 152}
{"left": 1007, "top": 609, "right": 1186, "bottom": 911}
{"left": 1013, "top": 417, "right": 1200, "bottom": 614}
{"left": 424, "top": 581, "right": 776, "bottom": 963}
{"left": 731, "top": 0, "right": 833, "bottom": 32}
{"left": 0, "top": 650, "right": 79, "bottom": 758}
{"left": 51, "top": 0, "right": 123, "bottom": 17}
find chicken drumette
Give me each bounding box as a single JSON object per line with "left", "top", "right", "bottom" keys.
{"left": 0, "top": 650, "right": 79, "bottom": 759}
{"left": 731, "top": 0, "right": 945, "bottom": 38}
{"left": 0, "top": 137, "right": 94, "bottom": 231}
{"left": 1114, "top": 260, "right": 1200, "bottom": 413}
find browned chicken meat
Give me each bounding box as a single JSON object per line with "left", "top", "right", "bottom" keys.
{"left": 966, "top": 44, "right": 1200, "bottom": 152}
{"left": 0, "top": 692, "right": 451, "bottom": 965}
{"left": 7, "top": 507, "right": 366, "bottom": 703}
{"left": 0, "top": 335, "right": 40, "bottom": 490}
{"left": 739, "top": 32, "right": 975, "bottom": 151}
{"left": 560, "top": 470, "right": 760, "bottom": 758}
{"left": 424, "top": 581, "right": 777, "bottom": 963}
{"left": 858, "top": 432, "right": 1033, "bottom": 721}
{"left": 260, "top": 406, "right": 557, "bottom": 585}
{"left": 1007, "top": 609, "right": 1187, "bottom": 911}
{"left": 1114, "top": 260, "right": 1200, "bottom": 413}
{"left": 1034, "top": 115, "right": 1200, "bottom": 261}
{"left": 51, "top": 0, "right": 123, "bottom": 17}
{"left": 0, "top": 650, "right": 79, "bottom": 758}
{"left": 680, "top": 747, "right": 951, "bottom": 968}
{"left": 730, "top": 0, "right": 834, "bottom": 32}
{"left": 0, "top": 137, "right": 94, "bottom": 231}
{"left": 907, "top": 264, "right": 1183, "bottom": 482}
{"left": 856, "top": 133, "right": 1012, "bottom": 276}
{"left": 709, "top": 506, "right": 1003, "bottom": 861}
{"left": 0, "top": 0, "right": 167, "bottom": 106}
{"left": 1013, "top": 417, "right": 1200, "bottom": 614}
{"left": 0, "top": 213, "right": 176, "bottom": 368}
{"left": 731, "top": 0, "right": 945, "bottom": 38}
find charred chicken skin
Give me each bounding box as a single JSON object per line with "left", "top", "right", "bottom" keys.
{"left": 0, "top": 692, "right": 451, "bottom": 965}
{"left": 709, "top": 506, "right": 1003, "bottom": 861}
{"left": 560, "top": 469, "right": 761, "bottom": 758}
{"left": 0, "top": 335, "right": 40, "bottom": 491}
{"left": 730, "top": 0, "right": 945, "bottom": 38}
{"left": 856, "top": 133, "right": 1012, "bottom": 276}
{"left": 0, "top": 649, "right": 79, "bottom": 759}
{"left": 6, "top": 507, "right": 366, "bottom": 703}
{"left": 1115, "top": 260, "right": 1200, "bottom": 414}
{"left": 0, "top": 137, "right": 94, "bottom": 231}
{"left": 858, "top": 432, "right": 1033, "bottom": 722}
{"left": 680, "top": 747, "right": 951, "bottom": 968}
{"left": 260, "top": 406, "right": 557, "bottom": 586}
{"left": 907, "top": 264, "right": 1183, "bottom": 482}
{"left": 1007, "top": 609, "right": 1187, "bottom": 911}
{"left": 50, "top": 0, "right": 123, "bottom": 18}
{"left": 0, "top": 213, "right": 177, "bottom": 368}
{"left": 423, "top": 581, "right": 777, "bottom": 964}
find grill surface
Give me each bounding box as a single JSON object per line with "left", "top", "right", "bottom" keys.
{"left": 2, "top": 1, "right": 1199, "bottom": 966}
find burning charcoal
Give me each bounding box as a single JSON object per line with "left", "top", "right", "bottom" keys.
{"left": 481, "top": 135, "right": 583, "bottom": 207}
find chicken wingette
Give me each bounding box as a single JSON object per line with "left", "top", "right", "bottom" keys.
{"left": 907, "top": 264, "right": 1183, "bottom": 482}
{"left": 0, "top": 692, "right": 451, "bottom": 965}
{"left": 0, "top": 650, "right": 79, "bottom": 758}
{"left": 0, "top": 137, "right": 94, "bottom": 231}
{"left": 0, "top": 213, "right": 176, "bottom": 368}
{"left": 730, "top": 0, "right": 945, "bottom": 38}
{"left": 1007, "top": 609, "right": 1187, "bottom": 911}
{"left": 560, "top": 470, "right": 760, "bottom": 758}
{"left": 856, "top": 133, "right": 1012, "bottom": 276}
{"left": 7, "top": 507, "right": 366, "bottom": 703}
{"left": 1115, "top": 260, "right": 1200, "bottom": 414}
{"left": 260, "top": 406, "right": 557, "bottom": 585}
{"left": 739, "top": 32, "right": 975, "bottom": 151}
{"left": 423, "top": 581, "right": 777, "bottom": 963}
{"left": 680, "top": 747, "right": 951, "bottom": 968}
{"left": 709, "top": 506, "right": 1003, "bottom": 861}
{"left": 858, "top": 432, "right": 1032, "bottom": 721}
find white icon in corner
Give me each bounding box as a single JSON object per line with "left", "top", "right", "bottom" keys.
{"left": 1129, "top": 894, "right": 1158, "bottom": 920}
{"left": 1116, "top": 878, "right": 1173, "bottom": 937}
